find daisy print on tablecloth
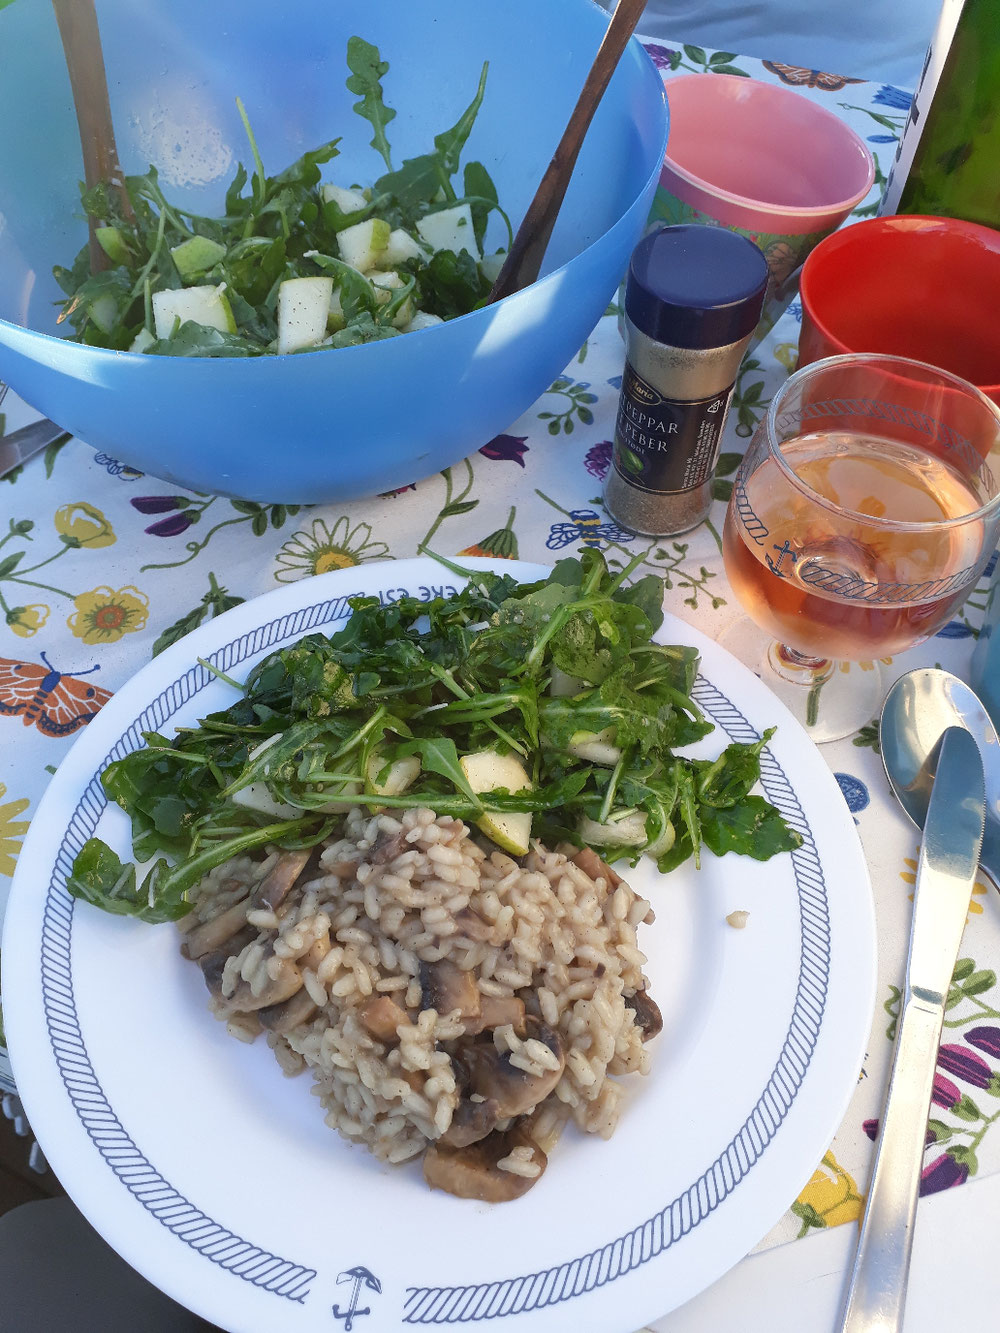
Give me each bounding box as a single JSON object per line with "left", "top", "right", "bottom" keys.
{"left": 0, "top": 782, "right": 30, "bottom": 878}
{"left": 274, "top": 517, "right": 391, "bottom": 583}
{"left": 68, "top": 585, "right": 150, "bottom": 645}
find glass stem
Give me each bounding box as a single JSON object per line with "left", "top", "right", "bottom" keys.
{"left": 766, "top": 641, "right": 835, "bottom": 685}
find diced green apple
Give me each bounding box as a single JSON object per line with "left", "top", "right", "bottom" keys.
{"left": 95, "top": 225, "right": 132, "bottom": 267}
{"left": 328, "top": 287, "right": 346, "bottom": 333}
{"left": 320, "top": 183, "right": 368, "bottom": 214}
{"left": 368, "top": 270, "right": 415, "bottom": 328}
{"left": 568, "top": 727, "right": 621, "bottom": 766}
{"left": 459, "top": 750, "right": 533, "bottom": 855}
{"left": 402, "top": 311, "right": 444, "bottom": 333}
{"left": 479, "top": 251, "right": 507, "bottom": 284}
{"left": 384, "top": 228, "right": 425, "bottom": 265}
{"left": 152, "top": 284, "right": 237, "bottom": 339}
{"left": 277, "top": 275, "right": 335, "bottom": 353}
{"left": 416, "top": 204, "right": 481, "bottom": 260}
{"left": 129, "top": 327, "right": 155, "bottom": 353}
{"left": 366, "top": 751, "right": 421, "bottom": 797}
{"left": 549, "top": 666, "right": 583, "bottom": 698}
{"left": 230, "top": 783, "right": 298, "bottom": 819}
{"left": 577, "top": 812, "right": 648, "bottom": 847}
{"left": 89, "top": 294, "right": 120, "bottom": 335}
{"left": 337, "top": 217, "right": 391, "bottom": 272}
{"left": 170, "top": 234, "right": 227, "bottom": 281}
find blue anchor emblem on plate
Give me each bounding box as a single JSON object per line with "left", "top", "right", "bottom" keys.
{"left": 333, "top": 1266, "right": 381, "bottom": 1329}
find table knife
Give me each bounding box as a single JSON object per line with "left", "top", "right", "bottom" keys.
{"left": 839, "top": 725, "right": 986, "bottom": 1332}
{"left": 0, "top": 417, "right": 70, "bottom": 479}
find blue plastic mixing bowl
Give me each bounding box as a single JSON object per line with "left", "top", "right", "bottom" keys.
{"left": 0, "top": 0, "right": 667, "bottom": 501}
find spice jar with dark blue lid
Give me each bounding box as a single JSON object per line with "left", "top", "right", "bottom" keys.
{"left": 604, "top": 224, "right": 768, "bottom": 536}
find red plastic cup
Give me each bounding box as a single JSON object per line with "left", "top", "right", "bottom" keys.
{"left": 798, "top": 214, "right": 1000, "bottom": 406}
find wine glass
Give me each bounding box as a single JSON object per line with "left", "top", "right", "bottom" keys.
{"left": 721, "top": 353, "right": 1000, "bottom": 742}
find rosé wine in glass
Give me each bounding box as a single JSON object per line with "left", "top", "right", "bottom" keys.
{"left": 721, "top": 355, "right": 1000, "bottom": 742}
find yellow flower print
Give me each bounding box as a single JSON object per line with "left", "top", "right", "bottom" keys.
{"left": 0, "top": 782, "right": 30, "bottom": 878}
{"left": 54, "top": 501, "right": 116, "bottom": 548}
{"left": 274, "top": 517, "right": 391, "bottom": 583}
{"left": 68, "top": 585, "right": 149, "bottom": 645}
{"left": 6, "top": 603, "right": 50, "bottom": 638}
{"left": 773, "top": 342, "right": 798, "bottom": 373}
{"left": 793, "top": 1151, "right": 863, "bottom": 1235}
{"left": 838, "top": 656, "right": 893, "bottom": 673}
{"left": 901, "top": 852, "right": 987, "bottom": 916}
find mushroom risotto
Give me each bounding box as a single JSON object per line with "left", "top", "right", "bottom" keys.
{"left": 177, "top": 806, "right": 660, "bottom": 1202}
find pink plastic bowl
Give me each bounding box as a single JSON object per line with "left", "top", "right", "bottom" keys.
{"left": 659, "top": 74, "right": 875, "bottom": 236}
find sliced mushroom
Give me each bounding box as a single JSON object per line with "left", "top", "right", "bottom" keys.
{"left": 197, "top": 926, "right": 257, "bottom": 992}
{"left": 423, "top": 1122, "right": 547, "bottom": 1201}
{"left": 201, "top": 942, "right": 304, "bottom": 1015}
{"left": 360, "top": 995, "right": 409, "bottom": 1043}
{"left": 258, "top": 988, "right": 319, "bottom": 1034}
{"left": 457, "top": 1017, "right": 564, "bottom": 1118}
{"left": 419, "top": 959, "right": 481, "bottom": 1025}
{"left": 439, "top": 1095, "right": 501, "bottom": 1148}
{"left": 181, "top": 899, "right": 252, "bottom": 961}
{"left": 452, "top": 907, "right": 493, "bottom": 943}
{"left": 572, "top": 846, "right": 622, "bottom": 889}
{"left": 465, "top": 995, "right": 526, "bottom": 1037}
{"left": 625, "top": 988, "right": 663, "bottom": 1042}
{"left": 251, "top": 848, "right": 314, "bottom": 912}
{"left": 371, "top": 827, "right": 408, "bottom": 865}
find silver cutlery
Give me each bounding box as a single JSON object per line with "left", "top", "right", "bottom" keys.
{"left": 0, "top": 411, "right": 70, "bottom": 479}
{"left": 839, "top": 726, "right": 986, "bottom": 1332}
{"left": 881, "top": 667, "right": 1000, "bottom": 891}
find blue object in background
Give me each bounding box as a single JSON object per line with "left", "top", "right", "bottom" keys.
{"left": 0, "top": 0, "right": 668, "bottom": 503}
{"left": 972, "top": 561, "right": 1000, "bottom": 727}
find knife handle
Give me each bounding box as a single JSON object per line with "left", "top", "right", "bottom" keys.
{"left": 838, "top": 995, "right": 942, "bottom": 1332}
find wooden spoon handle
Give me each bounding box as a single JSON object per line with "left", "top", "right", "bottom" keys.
{"left": 486, "top": 0, "right": 649, "bottom": 304}
{"left": 51, "top": 0, "right": 135, "bottom": 273}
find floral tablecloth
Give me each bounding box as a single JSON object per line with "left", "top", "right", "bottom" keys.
{"left": 1, "top": 39, "right": 997, "bottom": 1267}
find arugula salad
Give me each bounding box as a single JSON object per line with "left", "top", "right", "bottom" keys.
{"left": 54, "top": 37, "right": 509, "bottom": 357}
{"left": 68, "top": 553, "right": 802, "bottom": 923}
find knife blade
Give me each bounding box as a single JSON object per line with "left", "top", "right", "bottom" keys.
{"left": 839, "top": 725, "right": 986, "bottom": 1332}
{"left": 0, "top": 417, "right": 71, "bottom": 478}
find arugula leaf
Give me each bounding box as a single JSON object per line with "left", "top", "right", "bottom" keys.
{"left": 346, "top": 36, "right": 396, "bottom": 171}
{"left": 700, "top": 797, "right": 803, "bottom": 860}
{"left": 66, "top": 840, "right": 182, "bottom": 924}
{"left": 418, "top": 248, "right": 490, "bottom": 318}
{"left": 395, "top": 737, "right": 482, "bottom": 806}
{"left": 434, "top": 62, "right": 489, "bottom": 175}
{"left": 141, "top": 322, "right": 264, "bottom": 357}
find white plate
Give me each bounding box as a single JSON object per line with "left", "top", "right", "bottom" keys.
{"left": 2, "top": 557, "right": 876, "bottom": 1333}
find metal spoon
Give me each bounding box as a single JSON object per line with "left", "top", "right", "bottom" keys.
{"left": 880, "top": 667, "right": 1000, "bottom": 890}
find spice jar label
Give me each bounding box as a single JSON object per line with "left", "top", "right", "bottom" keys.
{"left": 612, "top": 362, "right": 734, "bottom": 494}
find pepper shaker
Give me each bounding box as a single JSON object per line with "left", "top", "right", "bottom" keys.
{"left": 604, "top": 224, "right": 768, "bottom": 536}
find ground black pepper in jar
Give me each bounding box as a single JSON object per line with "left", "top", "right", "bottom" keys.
{"left": 604, "top": 224, "right": 768, "bottom": 536}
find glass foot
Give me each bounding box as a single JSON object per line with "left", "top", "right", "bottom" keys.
{"left": 718, "top": 617, "right": 882, "bottom": 743}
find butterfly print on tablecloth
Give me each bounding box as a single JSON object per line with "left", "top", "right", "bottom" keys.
{"left": 762, "top": 61, "right": 862, "bottom": 91}
{"left": 0, "top": 653, "right": 113, "bottom": 737}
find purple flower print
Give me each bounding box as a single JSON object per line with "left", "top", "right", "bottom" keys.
{"left": 931, "top": 1072, "right": 962, "bottom": 1110}
{"left": 864, "top": 1117, "right": 937, "bottom": 1147}
{"left": 479, "top": 435, "right": 528, "bottom": 467}
{"left": 584, "top": 440, "right": 613, "bottom": 480}
{"left": 937, "top": 1043, "right": 993, "bottom": 1090}
{"left": 644, "top": 44, "right": 678, "bottom": 70}
{"left": 144, "top": 512, "right": 197, "bottom": 537}
{"left": 965, "top": 1026, "right": 1000, "bottom": 1060}
{"left": 921, "top": 1152, "right": 969, "bottom": 1197}
{"left": 131, "top": 495, "right": 185, "bottom": 514}
{"left": 130, "top": 494, "right": 197, "bottom": 536}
